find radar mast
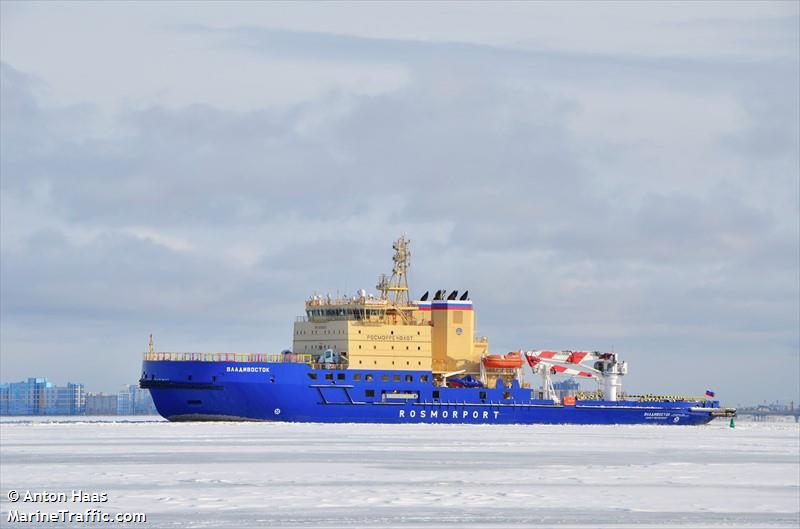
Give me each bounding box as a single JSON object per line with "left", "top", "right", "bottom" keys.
{"left": 377, "top": 235, "right": 411, "bottom": 306}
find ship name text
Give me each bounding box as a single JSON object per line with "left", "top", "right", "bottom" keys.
{"left": 366, "top": 334, "right": 413, "bottom": 342}
{"left": 399, "top": 409, "right": 500, "bottom": 420}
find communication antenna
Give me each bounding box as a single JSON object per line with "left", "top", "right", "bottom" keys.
{"left": 148, "top": 334, "right": 154, "bottom": 354}
{"left": 377, "top": 235, "right": 411, "bottom": 305}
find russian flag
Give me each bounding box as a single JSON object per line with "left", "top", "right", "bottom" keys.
{"left": 705, "top": 389, "right": 716, "bottom": 398}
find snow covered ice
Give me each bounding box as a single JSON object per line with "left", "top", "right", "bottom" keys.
{"left": 1, "top": 418, "right": 798, "bottom": 528}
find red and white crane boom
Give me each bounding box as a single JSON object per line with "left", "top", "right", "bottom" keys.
{"left": 523, "top": 350, "right": 628, "bottom": 402}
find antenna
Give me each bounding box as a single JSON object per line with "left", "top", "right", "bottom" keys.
{"left": 377, "top": 235, "right": 411, "bottom": 305}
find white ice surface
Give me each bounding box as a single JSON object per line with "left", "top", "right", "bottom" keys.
{"left": 1, "top": 418, "right": 798, "bottom": 528}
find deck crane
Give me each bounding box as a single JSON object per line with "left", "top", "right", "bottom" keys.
{"left": 523, "top": 350, "right": 628, "bottom": 402}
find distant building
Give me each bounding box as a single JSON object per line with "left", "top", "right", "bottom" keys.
{"left": 117, "top": 384, "right": 157, "bottom": 415}
{"left": 553, "top": 378, "right": 581, "bottom": 398}
{"left": 85, "top": 392, "right": 118, "bottom": 415}
{"left": 0, "top": 378, "right": 85, "bottom": 415}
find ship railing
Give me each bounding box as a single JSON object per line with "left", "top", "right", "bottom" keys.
{"left": 627, "top": 394, "right": 708, "bottom": 403}
{"left": 143, "top": 352, "right": 315, "bottom": 364}
{"left": 306, "top": 297, "right": 390, "bottom": 307}
{"left": 310, "top": 362, "right": 350, "bottom": 370}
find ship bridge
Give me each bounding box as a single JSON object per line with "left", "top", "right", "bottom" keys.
{"left": 292, "top": 236, "right": 489, "bottom": 373}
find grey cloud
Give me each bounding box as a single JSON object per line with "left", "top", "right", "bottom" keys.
{"left": 1, "top": 15, "right": 797, "bottom": 401}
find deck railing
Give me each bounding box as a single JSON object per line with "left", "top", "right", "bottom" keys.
{"left": 142, "top": 352, "right": 314, "bottom": 364}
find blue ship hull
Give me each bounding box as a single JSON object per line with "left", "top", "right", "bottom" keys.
{"left": 141, "top": 360, "right": 722, "bottom": 425}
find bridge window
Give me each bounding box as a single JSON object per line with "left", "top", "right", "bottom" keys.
{"left": 307, "top": 373, "right": 318, "bottom": 380}
{"left": 420, "top": 375, "right": 429, "bottom": 382}
{"left": 365, "top": 389, "right": 375, "bottom": 397}
{"left": 382, "top": 374, "right": 389, "bottom": 382}
{"left": 325, "top": 373, "right": 333, "bottom": 380}
{"left": 433, "top": 390, "right": 440, "bottom": 399}
{"left": 479, "top": 391, "right": 487, "bottom": 400}
{"left": 504, "top": 392, "right": 511, "bottom": 400}
{"left": 353, "top": 374, "right": 361, "bottom": 381}
{"left": 337, "top": 373, "right": 345, "bottom": 380}
{"left": 405, "top": 375, "right": 413, "bottom": 382}
{"left": 365, "top": 374, "right": 373, "bottom": 381}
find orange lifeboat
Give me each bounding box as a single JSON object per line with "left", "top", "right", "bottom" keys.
{"left": 482, "top": 352, "right": 524, "bottom": 369}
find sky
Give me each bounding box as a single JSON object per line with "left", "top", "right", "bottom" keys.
{"left": 1, "top": 1, "right": 798, "bottom": 405}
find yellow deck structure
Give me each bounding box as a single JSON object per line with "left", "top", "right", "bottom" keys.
{"left": 292, "top": 236, "right": 489, "bottom": 374}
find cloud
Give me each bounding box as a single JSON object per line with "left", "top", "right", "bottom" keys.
{"left": 1, "top": 6, "right": 798, "bottom": 403}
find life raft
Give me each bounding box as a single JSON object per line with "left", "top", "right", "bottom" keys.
{"left": 482, "top": 351, "right": 524, "bottom": 369}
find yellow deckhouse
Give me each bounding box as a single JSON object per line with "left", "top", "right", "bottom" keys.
{"left": 292, "top": 236, "right": 489, "bottom": 375}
